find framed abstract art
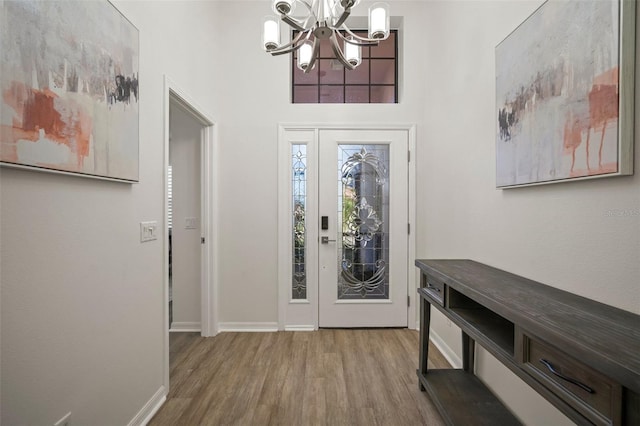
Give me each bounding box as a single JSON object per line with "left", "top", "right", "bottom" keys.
{"left": 0, "top": 0, "right": 139, "bottom": 182}
{"left": 496, "top": 0, "right": 635, "bottom": 188}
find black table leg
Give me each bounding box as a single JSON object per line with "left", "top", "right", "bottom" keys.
{"left": 418, "top": 291, "right": 431, "bottom": 390}
{"left": 462, "top": 331, "right": 475, "bottom": 373}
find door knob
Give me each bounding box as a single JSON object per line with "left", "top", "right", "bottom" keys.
{"left": 321, "top": 236, "right": 337, "bottom": 244}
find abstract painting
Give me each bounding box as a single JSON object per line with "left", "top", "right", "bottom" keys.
{"left": 496, "top": 0, "right": 634, "bottom": 188}
{"left": 1, "top": 0, "right": 139, "bottom": 182}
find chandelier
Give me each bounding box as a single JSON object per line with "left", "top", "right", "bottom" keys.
{"left": 262, "top": 0, "right": 390, "bottom": 73}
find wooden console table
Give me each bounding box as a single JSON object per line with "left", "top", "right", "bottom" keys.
{"left": 416, "top": 259, "right": 640, "bottom": 426}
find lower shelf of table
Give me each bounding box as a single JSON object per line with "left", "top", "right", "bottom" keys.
{"left": 417, "top": 369, "right": 522, "bottom": 426}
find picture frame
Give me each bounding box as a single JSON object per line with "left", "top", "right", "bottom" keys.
{"left": 0, "top": 0, "right": 139, "bottom": 182}
{"left": 495, "top": 0, "right": 635, "bottom": 188}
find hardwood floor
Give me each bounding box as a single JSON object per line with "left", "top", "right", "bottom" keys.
{"left": 150, "top": 329, "right": 449, "bottom": 426}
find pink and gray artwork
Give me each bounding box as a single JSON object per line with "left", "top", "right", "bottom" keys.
{"left": 1, "top": 0, "right": 139, "bottom": 181}
{"left": 496, "top": 0, "right": 620, "bottom": 187}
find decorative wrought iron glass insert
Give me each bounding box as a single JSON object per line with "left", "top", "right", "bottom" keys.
{"left": 292, "top": 144, "right": 307, "bottom": 299}
{"left": 292, "top": 30, "right": 398, "bottom": 104}
{"left": 338, "top": 144, "right": 390, "bottom": 299}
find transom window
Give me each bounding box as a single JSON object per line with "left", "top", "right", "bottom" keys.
{"left": 292, "top": 30, "right": 398, "bottom": 104}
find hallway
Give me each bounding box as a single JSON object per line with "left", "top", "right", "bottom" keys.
{"left": 150, "top": 329, "right": 449, "bottom": 425}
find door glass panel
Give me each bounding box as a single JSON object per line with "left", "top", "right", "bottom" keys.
{"left": 371, "top": 59, "right": 395, "bottom": 84}
{"left": 293, "top": 86, "right": 318, "bottom": 103}
{"left": 319, "top": 85, "right": 344, "bottom": 103}
{"left": 319, "top": 59, "right": 344, "bottom": 85}
{"left": 371, "top": 85, "right": 395, "bottom": 103}
{"left": 338, "top": 145, "right": 389, "bottom": 300}
{"left": 345, "top": 86, "right": 369, "bottom": 103}
{"left": 292, "top": 144, "right": 307, "bottom": 299}
{"left": 345, "top": 59, "right": 369, "bottom": 85}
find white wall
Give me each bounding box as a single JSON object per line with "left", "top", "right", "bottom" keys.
{"left": 2, "top": 0, "right": 434, "bottom": 420}
{"left": 210, "top": 1, "right": 431, "bottom": 326}
{"left": 418, "top": 1, "right": 640, "bottom": 425}
{"left": 169, "top": 104, "right": 202, "bottom": 329}
{"left": 2, "top": 0, "right": 637, "bottom": 424}
{"left": 0, "top": 1, "right": 220, "bottom": 424}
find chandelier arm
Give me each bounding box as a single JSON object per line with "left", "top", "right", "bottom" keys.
{"left": 335, "top": 30, "right": 378, "bottom": 47}
{"left": 297, "top": 0, "right": 315, "bottom": 14}
{"left": 341, "top": 26, "right": 382, "bottom": 45}
{"left": 269, "top": 30, "right": 310, "bottom": 56}
{"left": 275, "top": 0, "right": 314, "bottom": 14}
{"left": 329, "top": 33, "right": 355, "bottom": 71}
{"left": 280, "top": 0, "right": 315, "bottom": 24}
{"left": 270, "top": 41, "right": 304, "bottom": 56}
{"left": 305, "top": 0, "right": 320, "bottom": 22}
{"left": 304, "top": 36, "right": 321, "bottom": 73}
{"left": 333, "top": 7, "right": 351, "bottom": 28}
{"left": 281, "top": 14, "right": 308, "bottom": 32}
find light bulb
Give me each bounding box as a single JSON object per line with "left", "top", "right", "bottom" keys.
{"left": 369, "top": 3, "right": 389, "bottom": 40}
{"left": 344, "top": 38, "right": 361, "bottom": 68}
{"left": 263, "top": 16, "right": 280, "bottom": 51}
{"left": 297, "top": 42, "right": 313, "bottom": 71}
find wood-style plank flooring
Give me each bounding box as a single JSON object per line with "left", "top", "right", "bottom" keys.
{"left": 150, "top": 329, "right": 449, "bottom": 426}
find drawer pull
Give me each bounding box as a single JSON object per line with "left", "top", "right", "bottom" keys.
{"left": 539, "top": 359, "right": 595, "bottom": 394}
{"left": 426, "top": 284, "right": 441, "bottom": 293}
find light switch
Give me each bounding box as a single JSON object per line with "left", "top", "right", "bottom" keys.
{"left": 185, "top": 217, "right": 198, "bottom": 230}
{"left": 140, "top": 221, "right": 158, "bottom": 242}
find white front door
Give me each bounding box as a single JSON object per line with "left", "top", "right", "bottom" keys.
{"left": 318, "top": 129, "right": 408, "bottom": 327}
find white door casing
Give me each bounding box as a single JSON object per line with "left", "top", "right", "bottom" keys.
{"left": 163, "top": 76, "right": 218, "bottom": 395}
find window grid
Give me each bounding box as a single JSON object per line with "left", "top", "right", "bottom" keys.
{"left": 292, "top": 30, "right": 398, "bottom": 104}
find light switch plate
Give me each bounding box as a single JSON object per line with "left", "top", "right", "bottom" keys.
{"left": 185, "top": 217, "right": 198, "bottom": 229}
{"left": 140, "top": 221, "right": 158, "bottom": 242}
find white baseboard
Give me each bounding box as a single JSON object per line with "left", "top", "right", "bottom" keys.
{"left": 218, "top": 322, "right": 279, "bottom": 332}
{"left": 284, "top": 325, "right": 315, "bottom": 331}
{"left": 128, "top": 385, "right": 166, "bottom": 426}
{"left": 429, "top": 329, "right": 462, "bottom": 368}
{"left": 170, "top": 322, "right": 201, "bottom": 332}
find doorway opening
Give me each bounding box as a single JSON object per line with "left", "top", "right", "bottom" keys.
{"left": 169, "top": 103, "right": 203, "bottom": 332}
{"left": 163, "top": 77, "right": 217, "bottom": 394}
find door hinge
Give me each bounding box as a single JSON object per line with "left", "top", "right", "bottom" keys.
{"left": 408, "top": 150, "right": 411, "bottom": 162}
{"left": 408, "top": 223, "right": 410, "bottom": 235}
{"left": 407, "top": 295, "right": 411, "bottom": 307}
{"left": 201, "top": 237, "right": 205, "bottom": 244}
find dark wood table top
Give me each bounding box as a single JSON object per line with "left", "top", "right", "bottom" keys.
{"left": 415, "top": 259, "right": 640, "bottom": 393}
